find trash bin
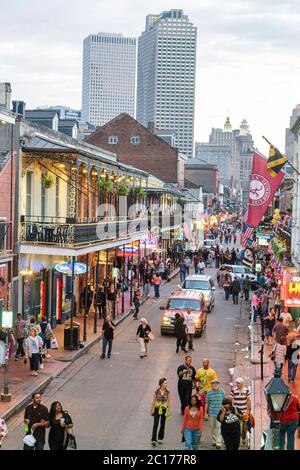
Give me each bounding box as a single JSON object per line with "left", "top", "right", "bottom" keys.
{"left": 64, "top": 320, "right": 80, "bottom": 350}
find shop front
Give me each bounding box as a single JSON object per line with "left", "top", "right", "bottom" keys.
{"left": 281, "top": 268, "right": 300, "bottom": 320}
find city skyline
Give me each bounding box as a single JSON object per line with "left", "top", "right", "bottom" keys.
{"left": 1, "top": 0, "right": 300, "bottom": 154}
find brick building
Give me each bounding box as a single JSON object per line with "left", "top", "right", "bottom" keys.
{"left": 184, "top": 159, "right": 218, "bottom": 194}
{"left": 85, "top": 113, "right": 186, "bottom": 186}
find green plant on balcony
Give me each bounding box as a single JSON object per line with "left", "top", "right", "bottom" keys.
{"left": 100, "top": 179, "right": 113, "bottom": 193}
{"left": 134, "top": 186, "right": 147, "bottom": 198}
{"left": 41, "top": 174, "right": 54, "bottom": 189}
{"left": 177, "top": 198, "right": 186, "bottom": 208}
{"left": 116, "top": 182, "right": 130, "bottom": 196}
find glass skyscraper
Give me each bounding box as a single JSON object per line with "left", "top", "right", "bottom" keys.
{"left": 137, "top": 10, "right": 197, "bottom": 159}
{"left": 81, "top": 33, "right": 136, "bottom": 127}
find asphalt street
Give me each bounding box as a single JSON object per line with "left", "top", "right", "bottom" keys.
{"left": 5, "top": 265, "right": 243, "bottom": 450}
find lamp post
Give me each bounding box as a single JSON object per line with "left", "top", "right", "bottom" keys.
{"left": 264, "top": 372, "right": 291, "bottom": 450}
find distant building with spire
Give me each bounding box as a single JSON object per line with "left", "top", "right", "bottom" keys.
{"left": 195, "top": 116, "right": 254, "bottom": 196}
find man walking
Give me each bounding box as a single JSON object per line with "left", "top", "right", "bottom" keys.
{"left": 14, "top": 313, "right": 26, "bottom": 361}
{"left": 95, "top": 284, "right": 106, "bottom": 320}
{"left": 184, "top": 308, "right": 195, "bottom": 351}
{"left": 205, "top": 379, "right": 225, "bottom": 449}
{"left": 231, "top": 276, "right": 241, "bottom": 305}
{"left": 24, "top": 392, "right": 50, "bottom": 450}
{"left": 243, "top": 276, "right": 251, "bottom": 301}
{"left": 230, "top": 378, "right": 251, "bottom": 445}
{"left": 195, "top": 359, "right": 218, "bottom": 394}
{"left": 100, "top": 315, "right": 116, "bottom": 359}
{"left": 133, "top": 284, "right": 142, "bottom": 320}
{"left": 177, "top": 356, "right": 196, "bottom": 414}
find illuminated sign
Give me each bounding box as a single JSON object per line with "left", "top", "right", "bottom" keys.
{"left": 2, "top": 311, "right": 13, "bottom": 328}
{"left": 54, "top": 262, "right": 89, "bottom": 275}
{"left": 283, "top": 269, "right": 300, "bottom": 306}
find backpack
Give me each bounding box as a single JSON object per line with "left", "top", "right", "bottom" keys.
{"left": 44, "top": 325, "right": 53, "bottom": 341}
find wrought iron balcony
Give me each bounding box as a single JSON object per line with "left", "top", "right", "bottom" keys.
{"left": 20, "top": 212, "right": 182, "bottom": 248}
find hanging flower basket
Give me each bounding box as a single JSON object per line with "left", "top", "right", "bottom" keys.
{"left": 134, "top": 187, "right": 147, "bottom": 198}
{"left": 117, "top": 183, "right": 130, "bottom": 196}
{"left": 41, "top": 174, "right": 54, "bottom": 189}
{"left": 100, "top": 179, "right": 113, "bottom": 193}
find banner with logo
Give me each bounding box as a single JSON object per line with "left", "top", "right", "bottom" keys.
{"left": 247, "top": 151, "right": 285, "bottom": 228}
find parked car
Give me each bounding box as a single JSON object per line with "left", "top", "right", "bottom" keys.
{"left": 160, "top": 289, "right": 207, "bottom": 337}
{"left": 219, "top": 264, "right": 257, "bottom": 289}
{"left": 181, "top": 275, "right": 215, "bottom": 312}
{"left": 203, "top": 239, "right": 217, "bottom": 249}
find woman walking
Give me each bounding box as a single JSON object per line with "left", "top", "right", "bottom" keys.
{"left": 174, "top": 313, "right": 187, "bottom": 354}
{"left": 264, "top": 308, "right": 276, "bottom": 345}
{"left": 39, "top": 317, "right": 53, "bottom": 358}
{"left": 151, "top": 378, "right": 171, "bottom": 447}
{"left": 48, "top": 401, "right": 73, "bottom": 450}
{"left": 217, "top": 397, "right": 243, "bottom": 450}
{"left": 136, "top": 318, "right": 152, "bottom": 358}
{"left": 153, "top": 273, "right": 162, "bottom": 298}
{"left": 181, "top": 395, "right": 203, "bottom": 450}
{"left": 24, "top": 328, "right": 43, "bottom": 376}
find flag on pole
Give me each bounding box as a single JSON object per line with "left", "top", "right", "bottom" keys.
{"left": 247, "top": 151, "right": 285, "bottom": 228}
{"left": 267, "top": 145, "right": 287, "bottom": 177}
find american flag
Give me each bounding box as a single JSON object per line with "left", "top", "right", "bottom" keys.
{"left": 241, "top": 207, "right": 258, "bottom": 248}
{"left": 242, "top": 207, "right": 249, "bottom": 224}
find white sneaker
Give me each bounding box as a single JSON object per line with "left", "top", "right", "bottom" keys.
{"left": 40, "top": 364, "right": 44, "bottom": 369}
{"left": 46, "top": 354, "right": 52, "bottom": 358}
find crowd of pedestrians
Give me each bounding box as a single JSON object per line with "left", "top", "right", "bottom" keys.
{"left": 150, "top": 355, "right": 254, "bottom": 450}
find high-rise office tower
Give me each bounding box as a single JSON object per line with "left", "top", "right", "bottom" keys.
{"left": 286, "top": 104, "right": 300, "bottom": 175}
{"left": 137, "top": 9, "right": 197, "bottom": 159}
{"left": 81, "top": 33, "right": 136, "bottom": 127}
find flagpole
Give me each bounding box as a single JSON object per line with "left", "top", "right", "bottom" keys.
{"left": 262, "top": 136, "right": 300, "bottom": 176}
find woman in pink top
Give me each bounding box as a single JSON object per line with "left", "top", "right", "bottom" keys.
{"left": 181, "top": 395, "right": 203, "bottom": 450}
{"left": 273, "top": 336, "right": 287, "bottom": 375}
{"left": 252, "top": 291, "right": 260, "bottom": 323}
{"left": 153, "top": 273, "right": 162, "bottom": 298}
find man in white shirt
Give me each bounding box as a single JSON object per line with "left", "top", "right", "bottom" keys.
{"left": 184, "top": 308, "right": 195, "bottom": 351}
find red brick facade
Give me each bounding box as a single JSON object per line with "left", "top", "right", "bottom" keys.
{"left": 85, "top": 113, "right": 182, "bottom": 184}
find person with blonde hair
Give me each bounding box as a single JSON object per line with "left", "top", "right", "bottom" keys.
{"left": 24, "top": 328, "right": 43, "bottom": 376}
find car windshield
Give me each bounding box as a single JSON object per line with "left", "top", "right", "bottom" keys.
{"left": 183, "top": 280, "right": 210, "bottom": 290}
{"left": 167, "top": 299, "right": 201, "bottom": 311}
{"left": 233, "top": 267, "right": 245, "bottom": 274}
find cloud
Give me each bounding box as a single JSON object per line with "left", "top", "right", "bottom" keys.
{"left": 0, "top": 0, "right": 299, "bottom": 151}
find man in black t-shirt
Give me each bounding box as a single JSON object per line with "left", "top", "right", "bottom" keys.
{"left": 177, "top": 356, "right": 196, "bottom": 414}
{"left": 101, "top": 315, "right": 116, "bottom": 359}
{"left": 24, "top": 392, "right": 50, "bottom": 450}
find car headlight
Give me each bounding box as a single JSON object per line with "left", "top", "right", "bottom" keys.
{"left": 162, "top": 316, "right": 171, "bottom": 324}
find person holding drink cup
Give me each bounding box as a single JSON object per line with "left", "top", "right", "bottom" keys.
{"left": 48, "top": 401, "right": 73, "bottom": 450}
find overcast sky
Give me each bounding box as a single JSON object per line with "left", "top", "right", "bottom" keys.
{"left": 1, "top": 0, "right": 300, "bottom": 152}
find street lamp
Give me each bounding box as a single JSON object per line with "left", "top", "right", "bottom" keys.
{"left": 264, "top": 375, "right": 291, "bottom": 450}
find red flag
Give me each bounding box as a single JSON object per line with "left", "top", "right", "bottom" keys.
{"left": 247, "top": 151, "right": 284, "bottom": 228}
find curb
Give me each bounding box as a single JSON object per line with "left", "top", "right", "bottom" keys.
{"left": 3, "top": 268, "right": 179, "bottom": 421}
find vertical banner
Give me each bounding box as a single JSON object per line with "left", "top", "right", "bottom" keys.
{"left": 247, "top": 151, "right": 285, "bottom": 228}
{"left": 56, "top": 277, "right": 62, "bottom": 322}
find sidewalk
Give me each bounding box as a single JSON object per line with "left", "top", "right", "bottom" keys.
{"left": 249, "top": 307, "right": 300, "bottom": 450}
{"left": 0, "top": 268, "right": 179, "bottom": 421}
